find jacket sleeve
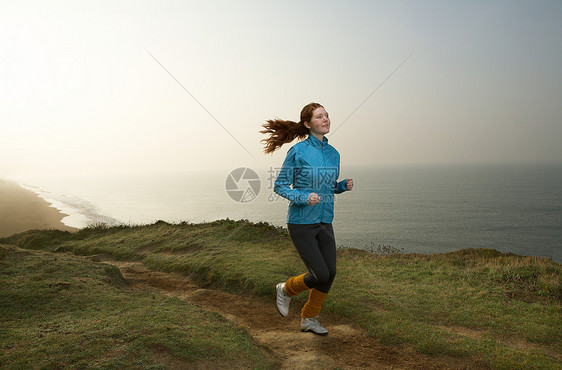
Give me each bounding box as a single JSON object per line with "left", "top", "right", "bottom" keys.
{"left": 333, "top": 156, "right": 347, "bottom": 194}
{"left": 334, "top": 178, "right": 348, "bottom": 194}
{"left": 274, "top": 147, "right": 311, "bottom": 205}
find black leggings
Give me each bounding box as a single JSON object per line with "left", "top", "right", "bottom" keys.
{"left": 287, "top": 223, "right": 337, "bottom": 294}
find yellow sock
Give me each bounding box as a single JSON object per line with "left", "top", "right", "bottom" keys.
{"left": 301, "top": 289, "right": 328, "bottom": 318}
{"left": 285, "top": 273, "right": 309, "bottom": 296}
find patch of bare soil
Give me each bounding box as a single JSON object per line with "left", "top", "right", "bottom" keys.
{"left": 106, "top": 260, "right": 482, "bottom": 369}
{"left": 438, "top": 325, "right": 484, "bottom": 340}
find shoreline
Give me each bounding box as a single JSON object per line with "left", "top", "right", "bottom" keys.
{"left": 0, "top": 179, "right": 77, "bottom": 237}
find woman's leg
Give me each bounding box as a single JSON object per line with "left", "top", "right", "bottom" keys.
{"left": 284, "top": 273, "right": 308, "bottom": 296}
{"left": 286, "top": 223, "right": 337, "bottom": 318}
{"left": 299, "top": 223, "right": 337, "bottom": 318}
{"left": 313, "top": 223, "right": 337, "bottom": 293}
{"left": 275, "top": 224, "right": 318, "bottom": 317}
{"left": 287, "top": 223, "right": 337, "bottom": 292}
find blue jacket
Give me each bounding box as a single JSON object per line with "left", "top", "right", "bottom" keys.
{"left": 274, "top": 134, "right": 348, "bottom": 224}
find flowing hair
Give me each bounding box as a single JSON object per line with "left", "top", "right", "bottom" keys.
{"left": 260, "top": 102, "right": 323, "bottom": 154}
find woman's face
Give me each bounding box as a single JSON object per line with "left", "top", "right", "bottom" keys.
{"left": 305, "top": 107, "right": 330, "bottom": 137}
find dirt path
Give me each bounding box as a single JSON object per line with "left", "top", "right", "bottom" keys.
{"left": 105, "top": 260, "right": 472, "bottom": 369}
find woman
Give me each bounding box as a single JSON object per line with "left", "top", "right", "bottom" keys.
{"left": 260, "top": 102, "right": 353, "bottom": 335}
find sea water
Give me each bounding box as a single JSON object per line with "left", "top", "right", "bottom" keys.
{"left": 13, "top": 163, "right": 562, "bottom": 262}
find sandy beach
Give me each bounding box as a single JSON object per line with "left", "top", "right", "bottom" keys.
{"left": 0, "top": 179, "right": 77, "bottom": 238}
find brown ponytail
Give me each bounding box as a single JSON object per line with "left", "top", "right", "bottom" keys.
{"left": 260, "top": 102, "right": 323, "bottom": 154}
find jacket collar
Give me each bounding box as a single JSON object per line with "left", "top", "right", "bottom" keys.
{"left": 306, "top": 134, "right": 328, "bottom": 149}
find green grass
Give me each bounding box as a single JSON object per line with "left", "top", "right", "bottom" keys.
{"left": 333, "top": 248, "right": 561, "bottom": 368}
{"left": 0, "top": 243, "right": 276, "bottom": 369}
{"left": 1, "top": 218, "right": 561, "bottom": 369}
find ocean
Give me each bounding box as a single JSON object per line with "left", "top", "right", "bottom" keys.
{"left": 13, "top": 163, "right": 562, "bottom": 262}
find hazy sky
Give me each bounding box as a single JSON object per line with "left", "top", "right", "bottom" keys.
{"left": 1, "top": 0, "right": 561, "bottom": 177}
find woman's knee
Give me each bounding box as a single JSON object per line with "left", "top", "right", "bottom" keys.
{"left": 308, "top": 268, "right": 335, "bottom": 286}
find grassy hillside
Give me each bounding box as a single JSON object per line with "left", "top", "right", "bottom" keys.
{"left": 1, "top": 219, "right": 561, "bottom": 369}
{"left": 0, "top": 243, "right": 276, "bottom": 369}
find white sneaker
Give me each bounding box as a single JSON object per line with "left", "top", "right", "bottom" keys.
{"left": 301, "top": 316, "right": 328, "bottom": 336}
{"left": 276, "top": 283, "right": 291, "bottom": 317}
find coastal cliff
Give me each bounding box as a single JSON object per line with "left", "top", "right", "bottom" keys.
{"left": 1, "top": 219, "right": 560, "bottom": 368}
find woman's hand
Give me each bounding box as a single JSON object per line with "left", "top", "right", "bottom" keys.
{"left": 308, "top": 192, "right": 321, "bottom": 205}
{"left": 347, "top": 178, "right": 354, "bottom": 191}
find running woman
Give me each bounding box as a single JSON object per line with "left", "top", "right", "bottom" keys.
{"left": 260, "top": 102, "right": 353, "bottom": 335}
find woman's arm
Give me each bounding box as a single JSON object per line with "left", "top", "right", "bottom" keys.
{"left": 334, "top": 178, "right": 353, "bottom": 193}
{"left": 274, "top": 147, "right": 311, "bottom": 205}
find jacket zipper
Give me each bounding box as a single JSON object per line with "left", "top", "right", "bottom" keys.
{"left": 321, "top": 141, "right": 326, "bottom": 222}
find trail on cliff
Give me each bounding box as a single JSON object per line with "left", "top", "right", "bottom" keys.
{"left": 105, "top": 260, "right": 471, "bottom": 369}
